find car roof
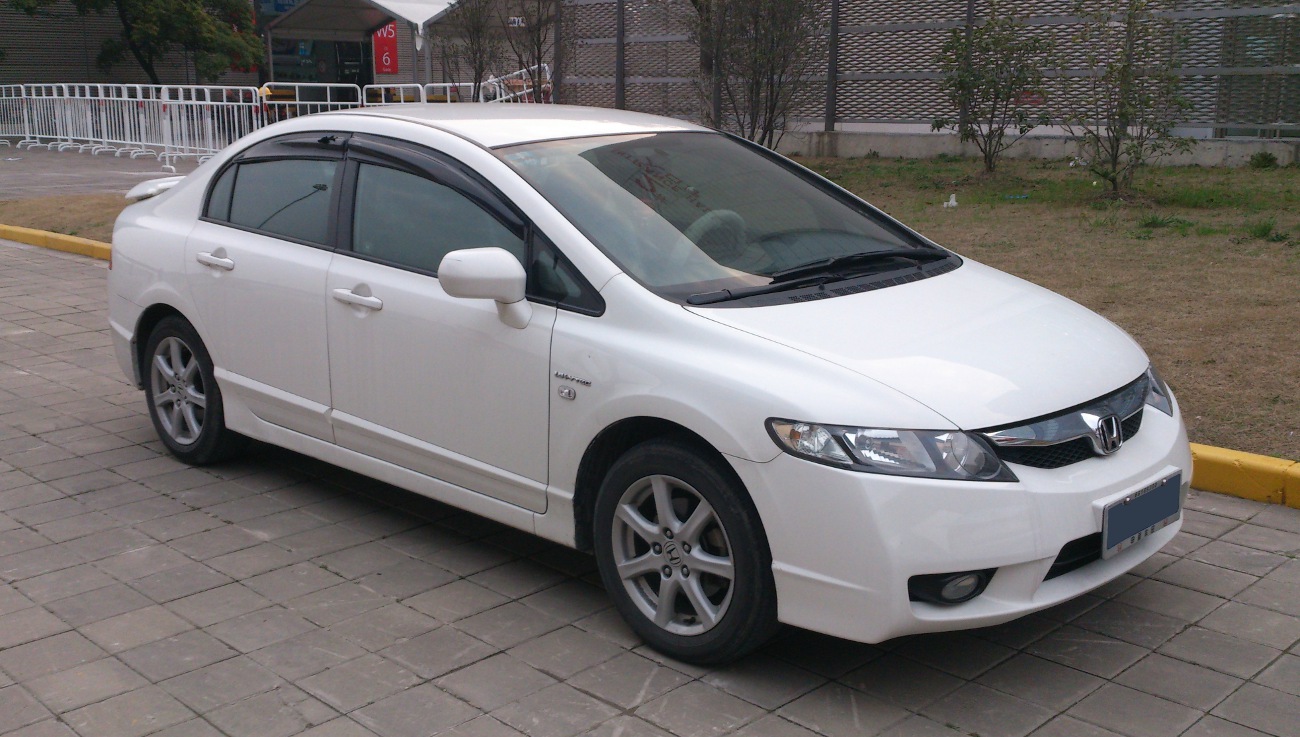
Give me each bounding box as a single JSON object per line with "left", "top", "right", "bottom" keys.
{"left": 327, "top": 103, "right": 711, "bottom": 148}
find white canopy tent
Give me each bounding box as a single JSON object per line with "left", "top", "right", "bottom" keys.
{"left": 266, "top": 0, "right": 458, "bottom": 84}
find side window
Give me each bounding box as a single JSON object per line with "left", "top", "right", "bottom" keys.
{"left": 352, "top": 162, "right": 526, "bottom": 274}
{"left": 205, "top": 164, "right": 236, "bottom": 221}
{"left": 529, "top": 233, "right": 604, "bottom": 314}
{"left": 228, "top": 159, "right": 337, "bottom": 244}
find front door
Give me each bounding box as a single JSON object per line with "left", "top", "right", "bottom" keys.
{"left": 325, "top": 140, "right": 555, "bottom": 512}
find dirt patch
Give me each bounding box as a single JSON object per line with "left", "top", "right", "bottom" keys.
{"left": 0, "top": 194, "right": 128, "bottom": 244}
{"left": 799, "top": 156, "right": 1300, "bottom": 460}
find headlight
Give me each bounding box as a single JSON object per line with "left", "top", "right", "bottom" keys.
{"left": 767, "top": 420, "right": 1017, "bottom": 482}
{"left": 1145, "top": 364, "right": 1173, "bottom": 416}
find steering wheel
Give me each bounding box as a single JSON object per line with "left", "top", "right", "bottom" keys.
{"left": 684, "top": 210, "right": 748, "bottom": 263}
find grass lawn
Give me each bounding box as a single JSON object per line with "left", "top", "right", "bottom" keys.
{"left": 1, "top": 157, "right": 1296, "bottom": 459}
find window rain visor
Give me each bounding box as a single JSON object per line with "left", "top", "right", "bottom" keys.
{"left": 500, "top": 132, "right": 943, "bottom": 302}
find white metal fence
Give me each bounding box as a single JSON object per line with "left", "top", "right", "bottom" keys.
{"left": 0, "top": 69, "right": 552, "bottom": 170}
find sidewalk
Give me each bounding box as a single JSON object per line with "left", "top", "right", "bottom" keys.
{"left": 0, "top": 238, "right": 1298, "bottom": 737}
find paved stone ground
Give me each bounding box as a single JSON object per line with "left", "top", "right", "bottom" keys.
{"left": 0, "top": 238, "right": 1298, "bottom": 737}
{"left": 0, "top": 148, "right": 198, "bottom": 199}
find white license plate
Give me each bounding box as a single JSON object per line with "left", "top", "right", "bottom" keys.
{"left": 1102, "top": 473, "right": 1181, "bottom": 559}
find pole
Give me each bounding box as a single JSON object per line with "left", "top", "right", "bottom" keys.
{"left": 825, "top": 0, "right": 839, "bottom": 132}
{"left": 424, "top": 23, "right": 434, "bottom": 85}
{"left": 960, "top": 0, "right": 975, "bottom": 128}
{"left": 554, "top": 0, "right": 565, "bottom": 103}
{"left": 411, "top": 22, "right": 421, "bottom": 85}
{"left": 614, "top": 0, "right": 626, "bottom": 109}
{"left": 265, "top": 33, "right": 275, "bottom": 83}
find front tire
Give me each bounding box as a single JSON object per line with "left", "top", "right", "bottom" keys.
{"left": 594, "top": 439, "right": 778, "bottom": 664}
{"left": 142, "top": 316, "right": 245, "bottom": 465}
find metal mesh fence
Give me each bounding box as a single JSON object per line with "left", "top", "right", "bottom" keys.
{"left": 561, "top": 0, "right": 1300, "bottom": 136}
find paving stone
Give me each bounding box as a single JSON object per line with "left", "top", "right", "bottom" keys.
{"left": 1117, "top": 579, "right": 1228, "bottom": 622}
{"left": 44, "top": 583, "right": 152, "bottom": 627}
{"left": 1114, "top": 653, "right": 1243, "bottom": 710}
{"left": 494, "top": 683, "right": 620, "bottom": 737}
{"left": 238, "top": 509, "right": 330, "bottom": 542}
{"left": 0, "top": 685, "right": 54, "bottom": 733}
{"left": 0, "top": 582, "right": 35, "bottom": 616}
{"left": 1249, "top": 505, "right": 1300, "bottom": 535}
{"left": 583, "top": 716, "right": 673, "bottom": 737}
{"left": 455, "top": 601, "right": 565, "bottom": 649}
{"left": 1268, "top": 559, "right": 1300, "bottom": 584}
{"left": 207, "top": 542, "right": 308, "bottom": 578}
{"left": 698, "top": 653, "right": 827, "bottom": 711}
{"left": 1255, "top": 652, "right": 1300, "bottom": 697}
{"left": 1026, "top": 625, "right": 1149, "bottom": 679}
{"left": 1073, "top": 599, "right": 1187, "bottom": 649}
{"left": 442, "top": 715, "right": 525, "bottom": 737}
{"left": 1210, "top": 683, "right": 1300, "bottom": 737}
{"left": 1199, "top": 601, "right": 1300, "bottom": 650}
{"left": 206, "top": 605, "right": 316, "bottom": 652}
{"left": 149, "top": 719, "right": 226, "bottom": 737}
{"left": 13, "top": 563, "right": 115, "bottom": 603}
{"left": 760, "top": 629, "right": 882, "bottom": 678}
{"left": 168, "top": 525, "right": 263, "bottom": 560}
{"left": 128, "top": 561, "right": 232, "bottom": 603}
{"left": 133, "top": 510, "right": 224, "bottom": 542}
{"left": 1236, "top": 578, "right": 1300, "bottom": 618}
{"left": 356, "top": 559, "right": 458, "bottom": 599}
{"left": 81, "top": 604, "right": 191, "bottom": 653}
{"left": 778, "top": 682, "right": 909, "bottom": 737}
{"left": 839, "top": 652, "right": 965, "bottom": 710}
{"left": 1067, "top": 683, "right": 1202, "bottom": 737}
{"left": 381, "top": 626, "right": 498, "bottom": 680}
{"left": 437, "top": 653, "right": 558, "bottom": 711}
{"left": 1221, "top": 525, "right": 1300, "bottom": 555}
{"left": 245, "top": 562, "right": 347, "bottom": 603}
{"left": 1029, "top": 715, "right": 1126, "bottom": 737}
{"left": 876, "top": 715, "right": 968, "bottom": 737}
{"left": 1184, "top": 492, "right": 1265, "bottom": 521}
{"left": 509, "top": 626, "right": 625, "bottom": 680}
{"left": 1153, "top": 558, "right": 1260, "bottom": 599}
{"left": 63, "top": 686, "right": 194, "bottom": 737}
{"left": 1181, "top": 716, "right": 1274, "bottom": 737}
{"left": 298, "top": 719, "right": 382, "bottom": 737}
{"left": 405, "top": 580, "right": 509, "bottom": 622}
{"left": 0, "top": 631, "right": 107, "bottom": 682}
{"left": 1189, "top": 541, "right": 1289, "bottom": 577}
{"left": 25, "top": 657, "right": 147, "bottom": 713}
{"left": 204, "top": 686, "right": 338, "bottom": 737}
{"left": 330, "top": 603, "right": 439, "bottom": 651}
{"left": 3, "top": 719, "right": 81, "bottom": 737}
{"left": 117, "top": 629, "right": 239, "bottom": 681}
{"left": 566, "top": 651, "right": 692, "bottom": 710}
{"left": 351, "top": 683, "right": 480, "bottom": 737}
{"left": 976, "top": 653, "right": 1104, "bottom": 710}
{"left": 1165, "top": 532, "right": 1212, "bottom": 558}
{"left": 166, "top": 582, "right": 271, "bottom": 627}
{"left": 93, "top": 544, "right": 191, "bottom": 582}
{"left": 921, "top": 682, "right": 1055, "bottom": 737}
{"left": 249, "top": 629, "right": 369, "bottom": 681}
{"left": 427, "top": 541, "right": 517, "bottom": 577}
{"left": 1158, "top": 627, "right": 1282, "bottom": 678}
{"left": 894, "top": 632, "right": 1016, "bottom": 680}
{"left": 0, "top": 542, "right": 86, "bottom": 582}
{"left": 0, "top": 605, "right": 71, "bottom": 648}
{"left": 468, "top": 559, "right": 568, "bottom": 600}
{"left": 285, "top": 582, "right": 393, "bottom": 627}
{"left": 60, "top": 528, "right": 155, "bottom": 562}
{"left": 34, "top": 511, "right": 122, "bottom": 543}
{"left": 299, "top": 653, "right": 421, "bottom": 712}
{"left": 314, "top": 541, "right": 412, "bottom": 579}
{"left": 160, "top": 655, "right": 285, "bottom": 713}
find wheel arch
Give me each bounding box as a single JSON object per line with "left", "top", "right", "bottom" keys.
{"left": 132, "top": 303, "right": 191, "bottom": 387}
{"left": 571, "top": 416, "right": 752, "bottom": 552}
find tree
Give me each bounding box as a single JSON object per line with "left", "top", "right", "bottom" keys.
{"left": 687, "top": 0, "right": 822, "bottom": 148}
{"left": 1062, "top": 0, "right": 1191, "bottom": 193}
{"left": 10, "top": 0, "right": 262, "bottom": 85}
{"left": 931, "top": 3, "right": 1051, "bottom": 173}
{"left": 445, "top": 0, "right": 507, "bottom": 101}
{"left": 500, "top": 0, "right": 558, "bottom": 101}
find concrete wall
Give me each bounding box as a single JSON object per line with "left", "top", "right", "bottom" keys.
{"left": 777, "top": 131, "right": 1300, "bottom": 168}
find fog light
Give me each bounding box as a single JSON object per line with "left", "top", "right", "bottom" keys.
{"left": 908, "top": 569, "right": 996, "bottom": 605}
{"left": 940, "top": 574, "right": 982, "bottom": 601}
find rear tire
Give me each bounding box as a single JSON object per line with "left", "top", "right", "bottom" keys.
{"left": 142, "top": 316, "right": 246, "bottom": 465}
{"left": 594, "top": 438, "right": 778, "bottom": 664}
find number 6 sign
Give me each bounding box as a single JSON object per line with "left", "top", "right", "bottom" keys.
{"left": 373, "top": 21, "right": 399, "bottom": 74}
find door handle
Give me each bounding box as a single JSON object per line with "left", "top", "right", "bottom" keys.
{"left": 332, "top": 288, "right": 383, "bottom": 311}
{"left": 195, "top": 252, "right": 235, "bottom": 271}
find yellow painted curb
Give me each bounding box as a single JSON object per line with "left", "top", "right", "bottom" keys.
{"left": 0, "top": 223, "right": 111, "bottom": 261}
{"left": 1191, "top": 443, "right": 1299, "bottom": 508}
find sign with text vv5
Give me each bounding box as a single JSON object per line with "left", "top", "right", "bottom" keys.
{"left": 374, "top": 22, "right": 399, "bottom": 74}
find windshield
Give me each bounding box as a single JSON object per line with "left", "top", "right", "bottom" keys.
{"left": 499, "top": 132, "right": 940, "bottom": 302}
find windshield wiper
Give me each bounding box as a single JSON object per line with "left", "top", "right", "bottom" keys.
{"left": 770, "top": 248, "right": 949, "bottom": 284}
{"left": 687, "top": 276, "right": 836, "bottom": 305}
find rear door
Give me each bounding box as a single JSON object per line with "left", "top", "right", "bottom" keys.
{"left": 185, "top": 133, "right": 346, "bottom": 441}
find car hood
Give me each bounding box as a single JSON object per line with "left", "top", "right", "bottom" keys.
{"left": 685, "top": 260, "right": 1149, "bottom": 430}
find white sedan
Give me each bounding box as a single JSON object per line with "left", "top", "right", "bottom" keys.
{"left": 109, "top": 104, "right": 1191, "bottom": 663}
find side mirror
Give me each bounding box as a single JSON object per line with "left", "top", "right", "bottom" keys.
{"left": 438, "top": 247, "right": 532, "bottom": 329}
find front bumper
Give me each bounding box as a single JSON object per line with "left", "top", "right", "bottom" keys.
{"left": 728, "top": 401, "right": 1192, "bottom": 644}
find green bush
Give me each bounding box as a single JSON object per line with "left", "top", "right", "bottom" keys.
{"left": 1248, "top": 151, "right": 1279, "bottom": 170}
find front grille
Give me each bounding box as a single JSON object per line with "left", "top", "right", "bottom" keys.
{"left": 987, "top": 405, "right": 1146, "bottom": 470}
{"left": 996, "top": 437, "right": 1095, "bottom": 469}
{"left": 1045, "top": 532, "right": 1103, "bottom": 581}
